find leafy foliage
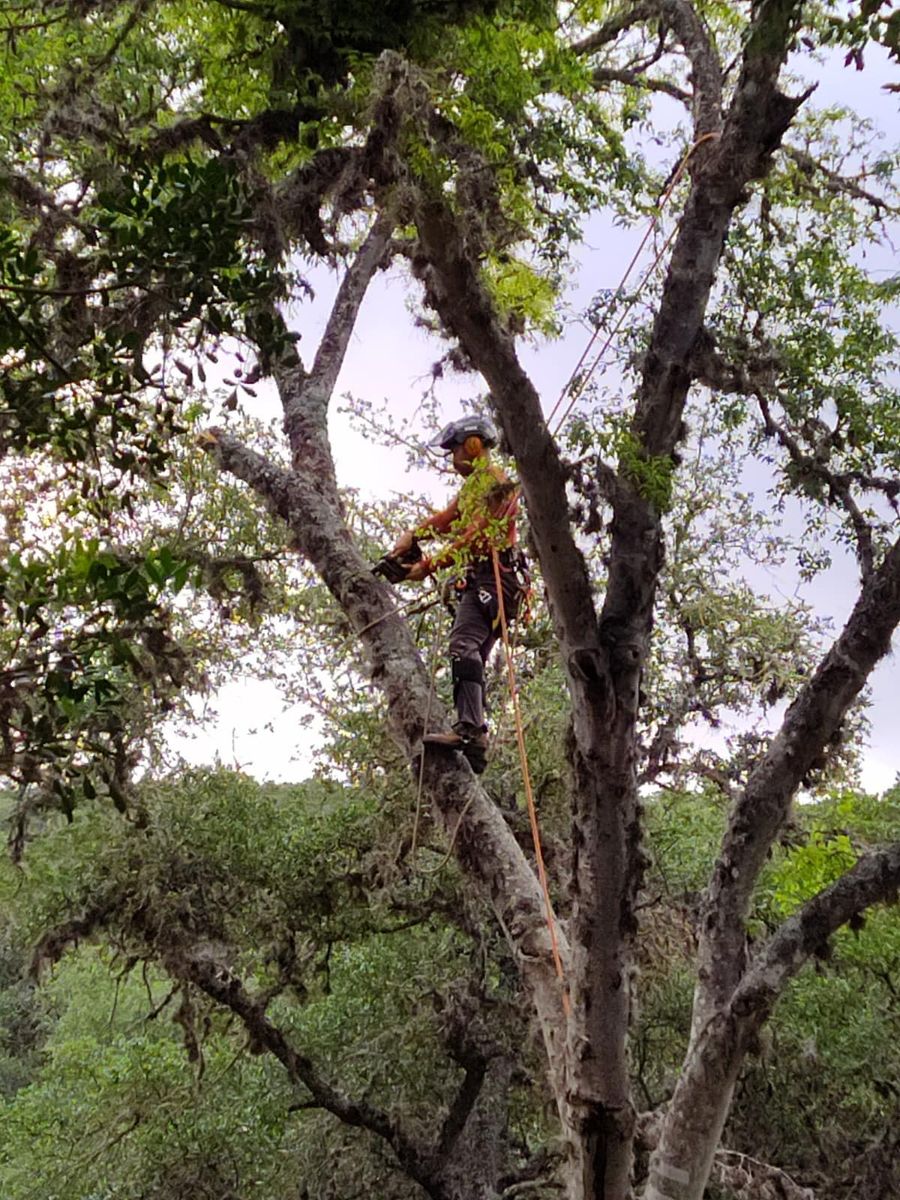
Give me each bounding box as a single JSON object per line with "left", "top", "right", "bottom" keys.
{"left": 0, "top": 772, "right": 896, "bottom": 1198}
{"left": 0, "top": 769, "right": 551, "bottom": 1199}
{"left": 0, "top": 0, "right": 898, "bottom": 1197}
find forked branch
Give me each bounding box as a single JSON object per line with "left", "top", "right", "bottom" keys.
{"left": 698, "top": 534, "right": 900, "bottom": 1018}
{"left": 734, "top": 842, "right": 900, "bottom": 1018}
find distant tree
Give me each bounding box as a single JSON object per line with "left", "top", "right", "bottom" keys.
{"left": 3, "top": 772, "right": 897, "bottom": 1200}
{"left": 1, "top": 2, "right": 899, "bottom": 1200}
{"left": 1, "top": 773, "right": 897, "bottom": 1200}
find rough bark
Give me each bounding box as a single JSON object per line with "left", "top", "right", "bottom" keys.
{"left": 414, "top": 2, "right": 809, "bottom": 1193}
{"left": 435, "top": 979, "right": 512, "bottom": 1190}
{"left": 415, "top": 198, "right": 638, "bottom": 1200}
{"left": 205, "top": 430, "right": 569, "bottom": 1059}
{"left": 203, "top": 6, "right": 887, "bottom": 1198}
{"left": 205, "top": 225, "right": 570, "bottom": 1180}
{"left": 734, "top": 842, "right": 900, "bottom": 1017}
{"left": 693, "top": 536, "right": 900, "bottom": 1029}
{"left": 608, "top": 1, "right": 891, "bottom": 1194}
{"left": 7, "top": 3, "right": 898, "bottom": 1198}
{"left": 647, "top": 0, "right": 722, "bottom": 134}
{"left": 645, "top": 844, "right": 900, "bottom": 1200}
{"left": 177, "top": 951, "right": 449, "bottom": 1198}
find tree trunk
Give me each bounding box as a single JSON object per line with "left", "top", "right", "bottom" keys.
{"left": 443, "top": 1058, "right": 515, "bottom": 1200}
{"left": 644, "top": 1016, "right": 744, "bottom": 1200}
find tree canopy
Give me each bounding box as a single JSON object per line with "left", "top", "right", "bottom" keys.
{"left": 1, "top": 1, "right": 899, "bottom": 1199}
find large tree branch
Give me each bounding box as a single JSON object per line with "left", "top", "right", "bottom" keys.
{"left": 636, "top": 0, "right": 808, "bottom": 425}
{"left": 712, "top": 1150, "right": 815, "bottom": 1200}
{"left": 599, "top": 0, "right": 810, "bottom": 731}
{"left": 649, "top": 0, "right": 722, "bottom": 134}
{"left": 434, "top": 984, "right": 513, "bottom": 1166}
{"left": 592, "top": 66, "right": 690, "bottom": 102}
{"left": 175, "top": 950, "right": 449, "bottom": 1200}
{"left": 275, "top": 147, "right": 362, "bottom": 255}
{"left": 568, "top": 15, "right": 805, "bottom": 1188}
{"left": 437, "top": 1055, "right": 489, "bottom": 1163}
{"left": 784, "top": 145, "right": 898, "bottom": 216}
{"left": 592, "top": 4, "right": 816, "bottom": 1195}
{"left": 414, "top": 192, "right": 640, "bottom": 1200}
{"left": 712, "top": 0, "right": 812, "bottom": 187}
{"left": 603, "top": 0, "right": 809, "bottom": 675}
{"left": 648, "top": 536, "right": 900, "bottom": 1196}
{"left": 412, "top": 200, "right": 605, "bottom": 734}
{"left": 570, "top": 3, "right": 660, "bottom": 57}
{"left": 276, "top": 211, "right": 393, "bottom": 497}
{"left": 573, "top": 0, "right": 719, "bottom": 125}
{"left": 646, "top": 842, "right": 898, "bottom": 1200}
{"left": 295, "top": 210, "right": 395, "bottom": 419}
{"left": 638, "top": 1113, "right": 817, "bottom": 1200}
{"left": 200, "top": 424, "right": 570, "bottom": 1102}
{"left": 734, "top": 842, "right": 900, "bottom": 1019}
{"left": 697, "top": 534, "right": 900, "bottom": 1021}
{"left": 756, "top": 394, "right": 877, "bottom": 579}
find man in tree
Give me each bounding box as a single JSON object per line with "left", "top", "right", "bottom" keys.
{"left": 390, "top": 415, "right": 526, "bottom": 772}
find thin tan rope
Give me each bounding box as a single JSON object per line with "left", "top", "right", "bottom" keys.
{"left": 548, "top": 132, "right": 722, "bottom": 438}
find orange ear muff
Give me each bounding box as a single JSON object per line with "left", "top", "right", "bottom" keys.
{"left": 463, "top": 435, "right": 484, "bottom": 457}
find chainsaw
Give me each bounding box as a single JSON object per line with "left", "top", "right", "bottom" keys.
{"left": 372, "top": 538, "right": 423, "bottom": 583}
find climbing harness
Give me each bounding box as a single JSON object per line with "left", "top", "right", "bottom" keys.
{"left": 548, "top": 131, "right": 722, "bottom": 439}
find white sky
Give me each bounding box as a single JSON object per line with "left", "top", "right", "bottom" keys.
{"left": 166, "top": 45, "right": 900, "bottom": 794}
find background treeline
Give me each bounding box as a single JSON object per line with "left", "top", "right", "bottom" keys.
{"left": 1, "top": 772, "right": 896, "bottom": 1199}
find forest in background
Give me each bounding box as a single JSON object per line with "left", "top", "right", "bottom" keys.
{"left": 1, "top": 0, "right": 899, "bottom": 1196}
{"left": 1, "top": 773, "right": 898, "bottom": 1199}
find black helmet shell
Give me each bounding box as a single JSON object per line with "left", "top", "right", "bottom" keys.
{"left": 431, "top": 415, "right": 498, "bottom": 451}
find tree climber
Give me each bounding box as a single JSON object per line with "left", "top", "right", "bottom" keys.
{"left": 390, "top": 415, "right": 528, "bottom": 773}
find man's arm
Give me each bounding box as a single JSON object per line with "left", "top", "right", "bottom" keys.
{"left": 390, "top": 498, "right": 459, "bottom": 557}
{"left": 413, "top": 483, "right": 519, "bottom": 577}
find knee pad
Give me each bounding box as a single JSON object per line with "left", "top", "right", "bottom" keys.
{"left": 451, "top": 655, "right": 484, "bottom": 702}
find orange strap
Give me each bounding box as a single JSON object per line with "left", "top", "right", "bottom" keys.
{"left": 492, "top": 549, "right": 569, "bottom": 1015}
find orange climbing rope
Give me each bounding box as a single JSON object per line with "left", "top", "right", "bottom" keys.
{"left": 406, "top": 137, "right": 724, "bottom": 1017}
{"left": 492, "top": 548, "right": 570, "bottom": 1016}
{"left": 547, "top": 131, "right": 722, "bottom": 439}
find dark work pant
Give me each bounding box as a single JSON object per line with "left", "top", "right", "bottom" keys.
{"left": 449, "top": 560, "right": 520, "bottom": 730}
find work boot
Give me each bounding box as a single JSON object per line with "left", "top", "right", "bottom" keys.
{"left": 422, "top": 722, "right": 489, "bottom": 774}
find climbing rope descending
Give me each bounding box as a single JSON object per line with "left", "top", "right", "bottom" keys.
{"left": 548, "top": 132, "right": 722, "bottom": 439}
{"left": 408, "top": 557, "right": 568, "bottom": 1014}
{"left": 492, "top": 549, "right": 570, "bottom": 1016}
{"left": 410, "top": 586, "right": 445, "bottom": 862}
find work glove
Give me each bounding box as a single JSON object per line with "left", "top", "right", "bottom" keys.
{"left": 404, "top": 558, "right": 432, "bottom": 582}
{"left": 390, "top": 530, "right": 415, "bottom": 557}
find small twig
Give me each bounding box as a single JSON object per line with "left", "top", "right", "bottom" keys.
{"left": 784, "top": 145, "right": 897, "bottom": 216}
{"left": 756, "top": 394, "right": 878, "bottom": 579}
